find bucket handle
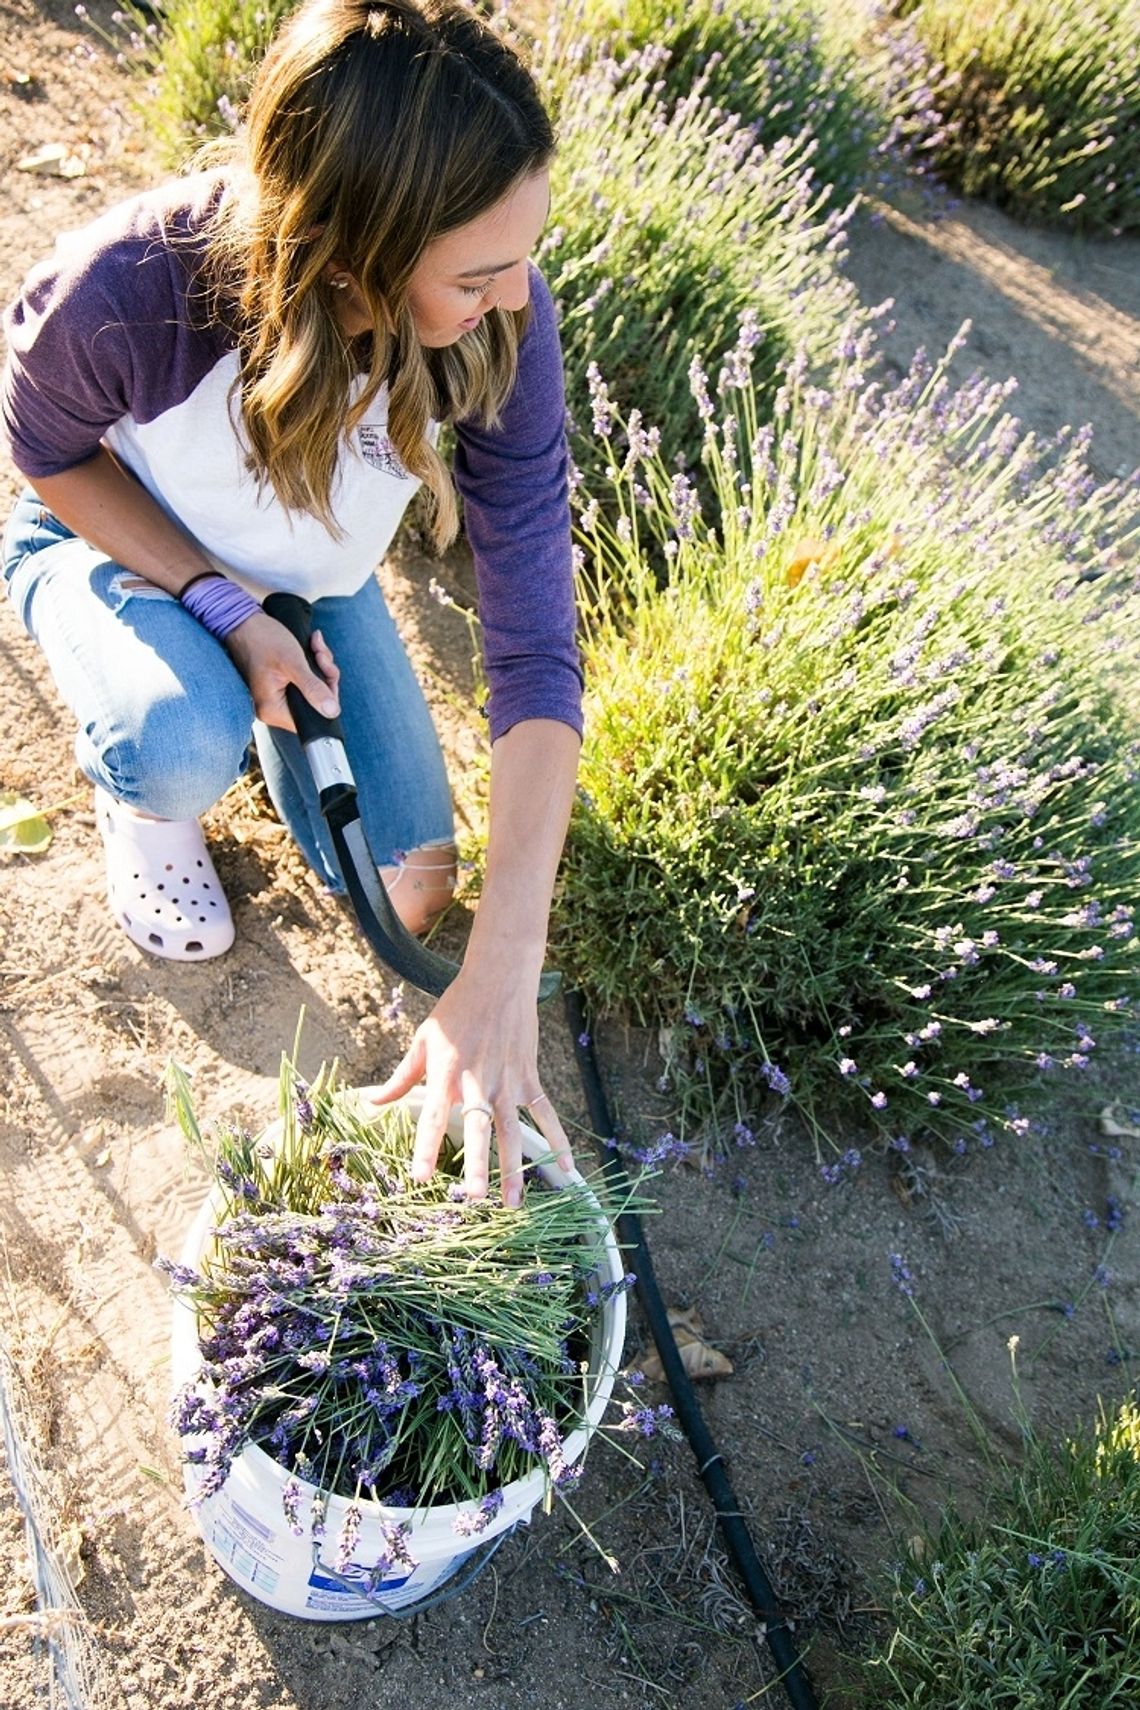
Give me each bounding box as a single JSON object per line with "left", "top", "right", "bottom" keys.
{"left": 311, "top": 1521, "right": 519, "bottom": 1619}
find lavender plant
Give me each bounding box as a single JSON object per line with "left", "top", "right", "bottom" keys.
{"left": 537, "top": 46, "right": 859, "bottom": 486}
{"left": 89, "top": 0, "right": 288, "bottom": 160}
{"left": 885, "top": 0, "right": 1140, "bottom": 232}
{"left": 161, "top": 1059, "right": 637, "bottom": 1528}
{"left": 554, "top": 320, "right": 1140, "bottom": 1155}
{"left": 543, "top": 0, "right": 950, "bottom": 208}
{"left": 862, "top": 1398, "right": 1140, "bottom": 1703}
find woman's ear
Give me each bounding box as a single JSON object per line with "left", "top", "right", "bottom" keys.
{"left": 321, "top": 259, "right": 354, "bottom": 291}
{"left": 321, "top": 263, "right": 397, "bottom": 336}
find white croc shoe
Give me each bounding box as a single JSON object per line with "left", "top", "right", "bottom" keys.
{"left": 95, "top": 786, "right": 235, "bottom": 961}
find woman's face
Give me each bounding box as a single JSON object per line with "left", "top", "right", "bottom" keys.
{"left": 323, "top": 171, "right": 550, "bottom": 348}
{"left": 329, "top": 169, "right": 551, "bottom": 346}
{"left": 406, "top": 168, "right": 551, "bottom": 347}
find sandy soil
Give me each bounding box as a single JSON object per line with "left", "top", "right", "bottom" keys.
{"left": 1, "top": 7, "right": 1139, "bottom": 1709}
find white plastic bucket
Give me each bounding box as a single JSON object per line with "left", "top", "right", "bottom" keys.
{"left": 169, "top": 1091, "right": 627, "bottom": 1620}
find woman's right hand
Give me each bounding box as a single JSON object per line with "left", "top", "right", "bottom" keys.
{"left": 224, "top": 611, "right": 341, "bottom": 732}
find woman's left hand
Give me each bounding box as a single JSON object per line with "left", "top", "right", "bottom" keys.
{"left": 365, "top": 961, "right": 575, "bottom": 1205}
{"left": 367, "top": 717, "right": 582, "bottom": 1205}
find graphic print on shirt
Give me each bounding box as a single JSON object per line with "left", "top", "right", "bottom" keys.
{"left": 357, "top": 424, "right": 410, "bottom": 480}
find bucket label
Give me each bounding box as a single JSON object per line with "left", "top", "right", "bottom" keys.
{"left": 306, "top": 1558, "right": 415, "bottom": 1613}
{"left": 209, "top": 1514, "right": 281, "bottom": 1597}
{"left": 310, "top": 1561, "right": 414, "bottom": 1595}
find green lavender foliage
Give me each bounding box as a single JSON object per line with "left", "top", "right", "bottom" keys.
{"left": 553, "top": 322, "right": 1140, "bottom": 1151}
{"left": 538, "top": 48, "right": 859, "bottom": 492}
{"left": 863, "top": 1400, "right": 1140, "bottom": 1704}
{"left": 889, "top": 0, "right": 1140, "bottom": 231}
{"left": 542, "top": 0, "right": 950, "bottom": 209}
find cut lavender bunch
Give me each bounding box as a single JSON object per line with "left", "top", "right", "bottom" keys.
{"left": 161, "top": 1059, "right": 639, "bottom": 1522}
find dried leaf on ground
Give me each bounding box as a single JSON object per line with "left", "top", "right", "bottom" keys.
{"left": 1099, "top": 1103, "right": 1140, "bottom": 1141}
{"left": 634, "top": 1304, "right": 734, "bottom": 1382}
{"left": 0, "top": 791, "right": 52, "bottom": 854}
{"left": 16, "top": 143, "right": 86, "bottom": 178}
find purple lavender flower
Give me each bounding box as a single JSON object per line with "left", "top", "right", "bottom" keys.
{"left": 335, "top": 1501, "right": 362, "bottom": 1572}
{"left": 623, "top": 1130, "right": 690, "bottom": 1167}
{"left": 688, "top": 356, "right": 715, "bottom": 422}
{"left": 292, "top": 1077, "right": 315, "bottom": 1132}
{"left": 154, "top": 1257, "right": 205, "bottom": 1290}
{"left": 586, "top": 362, "right": 615, "bottom": 439}
{"left": 670, "top": 473, "right": 701, "bottom": 540}
{"left": 453, "top": 1488, "right": 505, "bottom": 1538}
{"left": 761, "top": 1060, "right": 791, "bottom": 1097}
{"left": 310, "top": 1494, "right": 327, "bottom": 1541}
{"left": 367, "top": 1520, "right": 415, "bottom": 1586}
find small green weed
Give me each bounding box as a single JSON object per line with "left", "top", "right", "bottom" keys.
{"left": 863, "top": 1397, "right": 1140, "bottom": 1704}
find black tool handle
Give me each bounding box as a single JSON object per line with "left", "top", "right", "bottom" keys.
{"left": 262, "top": 591, "right": 346, "bottom": 748}
{"left": 262, "top": 589, "right": 560, "bottom": 1006}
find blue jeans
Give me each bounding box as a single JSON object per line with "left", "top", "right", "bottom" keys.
{"left": 2, "top": 491, "right": 454, "bottom": 888}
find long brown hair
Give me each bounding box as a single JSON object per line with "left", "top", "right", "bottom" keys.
{"left": 197, "top": 0, "right": 554, "bottom": 546}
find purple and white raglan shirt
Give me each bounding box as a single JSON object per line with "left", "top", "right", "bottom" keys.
{"left": 1, "top": 174, "right": 583, "bottom": 742}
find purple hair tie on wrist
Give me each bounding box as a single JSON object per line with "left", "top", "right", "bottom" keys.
{"left": 179, "top": 572, "right": 261, "bottom": 641}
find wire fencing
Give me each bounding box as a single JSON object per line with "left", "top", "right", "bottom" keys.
{"left": 0, "top": 1333, "right": 108, "bottom": 1710}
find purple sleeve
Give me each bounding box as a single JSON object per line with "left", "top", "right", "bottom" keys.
{"left": 2, "top": 186, "right": 226, "bottom": 479}
{"left": 2, "top": 241, "right": 139, "bottom": 477}
{"left": 453, "top": 264, "right": 583, "bottom": 743}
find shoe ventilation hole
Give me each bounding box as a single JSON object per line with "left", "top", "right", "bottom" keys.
{"left": 149, "top": 932, "right": 163, "bottom": 947}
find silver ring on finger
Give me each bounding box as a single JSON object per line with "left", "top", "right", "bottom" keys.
{"left": 524, "top": 1093, "right": 551, "bottom": 1114}
{"left": 461, "top": 1100, "right": 494, "bottom": 1120}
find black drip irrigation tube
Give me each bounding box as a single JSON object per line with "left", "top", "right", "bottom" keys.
{"left": 566, "top": 990, "right": 819, "bottom": 1710}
